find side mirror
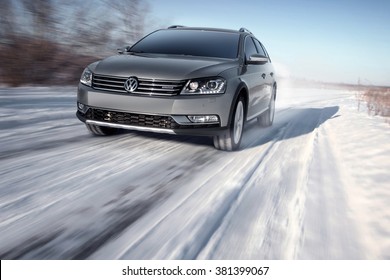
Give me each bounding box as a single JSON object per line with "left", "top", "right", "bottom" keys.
{"left": 247, "top": 54, "right": 268, "bottom": 65}
{"left": 117, "top": 46, "right": 131, "bottom": 54}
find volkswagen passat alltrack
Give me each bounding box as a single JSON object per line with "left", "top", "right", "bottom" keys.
{"left": 76, "top": 26, "right": 276, "bottom": 150}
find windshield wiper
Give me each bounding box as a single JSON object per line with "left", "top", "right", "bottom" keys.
{"left": 117, "top": 46, "right": 146, "bottom": 55}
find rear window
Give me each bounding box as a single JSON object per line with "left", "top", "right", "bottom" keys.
{"left": 130, "top": 29, "right": 240, "bottom": 59}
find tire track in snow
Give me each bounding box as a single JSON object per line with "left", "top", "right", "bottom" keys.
{"left": 298, "top": 117, "right": 364, "bottom": 259}
{"left": 198, "top": 107, "right": 336, "bottom": 259}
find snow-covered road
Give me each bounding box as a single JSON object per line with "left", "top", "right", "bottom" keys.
{"left": 0, "top": 84, "right": 389, "bottom": 259}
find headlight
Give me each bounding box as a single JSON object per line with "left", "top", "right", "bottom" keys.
{"left": 181, "top": 77, "right": 226, "bottom": 95}
{"left": 80, "top": 68, "right": 93, "bottom": 87}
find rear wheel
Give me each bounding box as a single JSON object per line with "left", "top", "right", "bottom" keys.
{"left": 213, "top": 97, "right": 245, "bottom": 151}
{"left": 86, "top": 123, "right": 119, "bottom": 136}
{"left": 258, "top": 87, "right": 276, "bottom": 127}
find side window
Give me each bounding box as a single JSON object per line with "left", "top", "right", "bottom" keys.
{"left": 244, "top": 36, "right": 258, "bottom": 62}
{"left": 253, "top": 39, "right": 266, "bottom": 57}
{"left": 262, "top": 44, "right": 271, "bottom": 62}
{"left": 255, "top": 39, "right": 272, "bottom": 62}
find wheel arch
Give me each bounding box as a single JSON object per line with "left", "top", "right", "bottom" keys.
{"left": 227, "top": 82, "right": 249, "bottom": 127}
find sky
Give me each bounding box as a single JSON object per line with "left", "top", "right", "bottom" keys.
{"left": 147, "top": 0, "right": 390, "bottom": 86}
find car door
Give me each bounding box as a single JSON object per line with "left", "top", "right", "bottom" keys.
{"left": 241, "top": 36, "right": 268, "bottom": 120}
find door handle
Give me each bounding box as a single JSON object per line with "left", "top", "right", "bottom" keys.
{"left": 261, "top": 73, "right": 266, "bottom": 79}
{"left": 270, "top": 72, "right": 274, "bottom": 77}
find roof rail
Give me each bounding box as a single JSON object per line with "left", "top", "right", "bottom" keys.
{"left": 239, "top": 27, "right": 252, "bottom": 34}
{"left": 168, "top": 25, "right": 186, "bottom": 29}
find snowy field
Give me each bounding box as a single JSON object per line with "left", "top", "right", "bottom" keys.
{"left": 0, "top": 83, "right": 389, "bottom": 259}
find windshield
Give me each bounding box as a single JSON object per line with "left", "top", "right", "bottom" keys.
{"left": 129, "top": 29, "right": 240, "bottom": 59}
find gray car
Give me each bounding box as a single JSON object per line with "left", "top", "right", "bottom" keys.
{"left": 76, "top": 26, "right": 276, "bottom": 150}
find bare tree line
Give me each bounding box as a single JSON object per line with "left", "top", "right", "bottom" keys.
{"left": 0, "top": 0, "right": 153, "bottom": 86}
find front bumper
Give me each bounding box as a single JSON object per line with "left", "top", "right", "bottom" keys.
{"left": 77, "top": 84, "right": 232, "bottom": 136}
{"left": 76, "top": 109, "right": 227, "bottom": 136}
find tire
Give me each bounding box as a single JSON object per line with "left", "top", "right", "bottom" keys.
{"left": 258, "top": 87, "right": 276, "bottom": 127}
{"left": 86, "top": 123, "right": 118, "bottom": 136}
{"left": 213, "top": 97, "right": 245, "bottom": 151}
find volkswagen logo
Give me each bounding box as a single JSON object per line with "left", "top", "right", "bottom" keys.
{"left": 124, "top": 77, "right": 138, "bottom": 93}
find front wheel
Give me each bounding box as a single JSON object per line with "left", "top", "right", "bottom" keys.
{"left": 213, "top": 97, "right": 245, "bottom": 151}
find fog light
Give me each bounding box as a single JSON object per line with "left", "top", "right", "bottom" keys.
{"left": 188, "top": 115, "right": 219, "bottom": 123}
{"left": 77, "top": 102, "right": 88, "bottom": 113}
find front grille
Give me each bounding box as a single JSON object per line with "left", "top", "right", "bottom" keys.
{"left": 92, "top": 74, "right": 186, "bottom": 96}
{"left": 86, "top": 108, "right": 180, "bottom": 129}
{"left": 85, "top": 108, "right": 219, "bottom": 130}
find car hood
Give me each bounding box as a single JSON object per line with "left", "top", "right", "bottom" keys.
{"left": 91, "top": 54, "right": 238, "bottom": 80}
